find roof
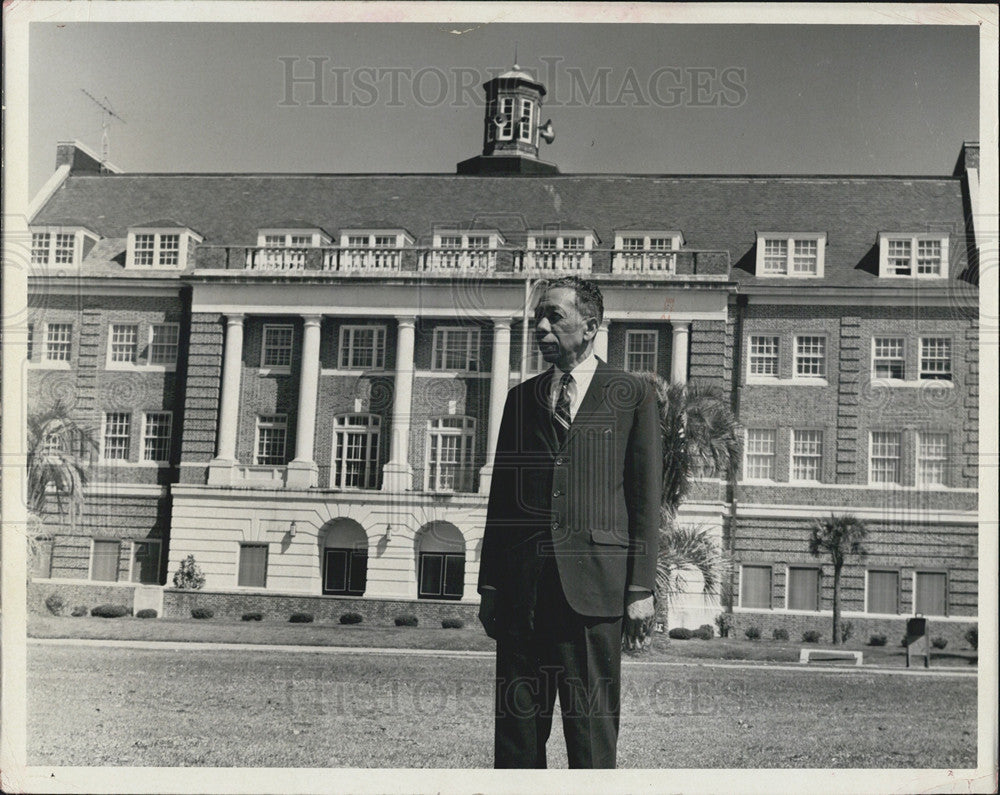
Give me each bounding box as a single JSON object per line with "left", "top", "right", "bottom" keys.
{"left": 31, "top": 172, "right": 974, "bottom": 288}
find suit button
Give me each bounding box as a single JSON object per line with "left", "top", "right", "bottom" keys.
{"left": 555, "top": 457, "right": 564, "bottom": 465}
{"left": 551, "top": 520, "right": 559, "bottom": 530}
{"left": 552, "top": 489, "right": 561, "bottom": 497}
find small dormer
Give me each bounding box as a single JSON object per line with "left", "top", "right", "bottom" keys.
{"left": 30, "top": 222, "right": 100, "bottom": 268}
{"left": 126, "top": 220, "right": 202, "bottom": 269}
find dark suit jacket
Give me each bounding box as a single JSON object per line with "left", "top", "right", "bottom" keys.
{"left": 478, "top": 359, "right": 662, "bottom": 626}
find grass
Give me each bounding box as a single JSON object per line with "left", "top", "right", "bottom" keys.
{"left": 28, "top": 614, "right": 979, "bottom": 668}
{"left": 28, "top": 643, "right": 977, "bottom": 768}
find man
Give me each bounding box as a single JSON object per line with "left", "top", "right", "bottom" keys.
{"left": 478, "top": 275, "right": 662, "bottom": 769}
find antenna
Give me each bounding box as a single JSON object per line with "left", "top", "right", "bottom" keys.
{"left": 513, "top": 42, "right": 518, "bottom": 69}
{"left": 80, "top": 89, "right": 126, "bottom": 169}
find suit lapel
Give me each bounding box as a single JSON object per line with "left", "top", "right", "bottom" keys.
{"left": 530, "top": 368, "right": 560, "bottom": 453}
{"left": 564, "top": 360, "right": 613, "bottom": 448}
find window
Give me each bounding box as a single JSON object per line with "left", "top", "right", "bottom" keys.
{"left": 429, "top": 232, "right": 502, "bottom": 269}
{"left": 914, "top": 571, "right": 947, "bottom": 616}
{"left": 131, "top": 540, "right": 161, "bottom": 584}
{"left": 127, "top": 229, "right": 198, "bottom": 269}
{"left": 744, "top": 429, "right": 776, "bottom": 480}
{"left": 27, "top": 324, "right": 34, "bottom": 360}
{"left": 149, "top": 324, "right": 180, "bottom": 366}
{"left": 30, "top": 228, "right": 96, "bottom": 267}
{"left": 867, "top": 570, "right": 899, "bottom": 614}
{"left": 339, "top": 326, "right": 386, "bottom": 370}
{"left": 879, "top": 234, "right": 948, "bottom": 278}
{"left": 323, "top": 547, "right": 368, "bottom": 595}
{"left": 255, "top": 415, "right": 288, "bottom": 466}
{"left": 134, "top": 234, "right": 156, "bottom": 266}
{"left": 238, "top": 544, "right": 268, "bottom": 588}
{"left": 787, "top": 567, "right": 821, "bottom": 611}
{"left": 613, "top": 232, "right": 682, "bottom": 272}
{"left": 426, "top": 417, "right": 475, "bottom": 492}
{"left": 625, "top": 330, "right": 658, "bottom": 373}
{"left": 332, "top": 414, "right": 381, "bottom": 489}
{"left": 44, "top": 323, "right": 72, "bottom": 362}
{"left": 432, "top": 327, "right": 480, "bottom": 371}
{"left": 756, "top": 234, "right": 826, "bottom": 277}
{"left": 108, "top": 324, "right": 139, "bottom": 365}
{"left": 54, "top": 233, "right": 76, "bottom": 264}
{"left": 791, "top": 430, "right": 823, "bottom": 482}
{"left": 498, "top": 97, "right": 514, "bottom": 140}
{"left": 526, "top": 232, "right": 595, "bottom": 271}
{"left": 518, "top": 97, "right": 534, "bottom": 142}
{"left": 748, "top": 336, "right": 779, "bottom": 378}
{"left": 794, "top": 336, "right": 826, "bottom": 378}
{"left": 740, "top": 565, "right": 772, "bottom": 609}
{"left": 919, "top": 338, "right": 952, "bottom": 381}
{"left": 873, "top": 337, "right": 905, "bottom": 380}
{"left": 91, "top": 540, "right": 120, "bottom": 582}
{"left": 31, "top": 232, "right": 51, "bottom": 264}
{"left": 338, "top": 231, "right": 410, "bottom": 270}
{"left": 419, "top": 552, "right": 465, "bottom": 599}
{"left": 916, "top": 433, "right": 948, "bottom": 487}
{"left": 142, "top": 412, "right": 172, "bottom": 462}
{"left": 870, "top": 431, "right": 901, "bottom": 484}
{"left": 102, "top": 412, "right": 131, "bottom": 461}
{"left": 158, "top": 234, "right": 180, "bottom": 267}
{"left": 262, "top": 325, "right": 294, "bottom": 370}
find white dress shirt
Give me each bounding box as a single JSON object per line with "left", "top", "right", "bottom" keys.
{"left": 548, "top": 350, "right": 600, "bottom": 422}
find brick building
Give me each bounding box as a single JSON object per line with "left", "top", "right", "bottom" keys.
{"left": 25, "top": 67, "right": 980, "bottom": 641}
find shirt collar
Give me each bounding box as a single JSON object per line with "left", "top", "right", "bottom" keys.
{"left": 556, "top": 348, "right": 599, "bottom": 379}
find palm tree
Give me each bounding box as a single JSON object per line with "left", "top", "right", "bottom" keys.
{"left": 809, "top": 513, "right": 869, "bottom": 645}
{"left": 26, "top": 401, "right": 97, "bottom": 574}
{"left": 634, "top": 373, "right": 743, "bottom": 629}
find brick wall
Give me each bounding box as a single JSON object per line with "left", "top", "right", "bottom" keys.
{"left": 28, "top": 580, "right": 137, "bottom": 615}
{"left": 178, "top": 312, "right": 223, "bottom": 483}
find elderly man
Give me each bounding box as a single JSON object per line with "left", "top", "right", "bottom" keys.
{"left": 478, "top": 275, "right": 662, "bottom": 768}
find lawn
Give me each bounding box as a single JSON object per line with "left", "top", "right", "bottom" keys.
{"left": 27, "top": 643, "right": 977, "bottom": 768}
{"left": 27, "top": 614, "right": 979, "bottom": 668}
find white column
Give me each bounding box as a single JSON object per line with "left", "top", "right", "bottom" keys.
{"left": 208, "top": 313, "right": 245, "bottom": 485}
{"left": 594, "top": 319, "right": 610, "bottom": 361}
{"left": 671, "top": 321, "right": 691, "bottom": 384}
{"left": 479, "top": 318, "right": 512, "bottom": 494}
{"left": 286, "top": 315, "right": 322, "bottom": 489}
{"left": 382, "top": 316, "right": 416, "bottom": 491}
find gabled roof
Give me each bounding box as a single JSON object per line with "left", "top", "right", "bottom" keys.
{"left": 32, "top": 171, "right": 974, "bottom": 287}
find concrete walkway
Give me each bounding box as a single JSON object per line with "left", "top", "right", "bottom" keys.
{"left": 29, "top": 637, "right": 978, "bottom": 678}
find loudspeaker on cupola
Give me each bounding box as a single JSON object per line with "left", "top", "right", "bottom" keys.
{"left": 457, "top": 61, "right": 559, "bottom": 175}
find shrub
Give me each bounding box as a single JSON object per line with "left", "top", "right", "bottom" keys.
{"left": 772, "top": 628, "right": 789, "bottom": 641}
{"left": 744, "top": 625, "right": 761, "bottom": 640}
{"left": 289, "top": 612, "right": 314, "bottom": 623}
{"left": 668, "top": 627, "right": 693, "bottom": 640}
{"left": 339, "top": 612, "right": 363, "bottom": 625}
{"left": 172, "top": 554, "right": 206, "bottom": 590}
{"left": 45, "top": 594, "right": 66, "bottom": 616}
{"left": 868, "top": 634, "right": 888, "bottom": 646}
{"left": 802, "top": 630, "right": 822, "bottom": 644}
{"left": 91, "top": 604, "right": 128, "bottom": 618}
{"left": 241, "top": 612, "right": 263, "bottom": 621}
{"left": 931, "top": 636, "right": 948, "bottom": 650}
{"left": 394, "top": 614, "right": 419, "bottom": 627}
{"left": 135, "top": 608, "right": 158, "bottom": 619}
{"left": 191, "top": 607, "right": 214, "bottom": 619}
{"left": 693, "top": 625, "right": 714, "bottom": 640}
{"left": 70, "top": 605, "right": 88, "bottom": 617}
{"left": 441, "top": 618, "right": 464, "bottom": 629}
{"left": 839, "top": 620, "right": 854, "bottom": 644}
{"left": 715, "top": 612, "right": 734, "bottom": 638}
{"left": 965, "top": 627, "right": 978, "bottom": 651}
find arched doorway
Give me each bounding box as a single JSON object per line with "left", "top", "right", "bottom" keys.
{"left": 321, "top": 518, "right": 368, "bottom": 596}
{"left": 415, "top": 521, "right": 465, "bottom": 600}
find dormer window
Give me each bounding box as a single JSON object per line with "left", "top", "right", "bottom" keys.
{"left": 878, "top": 234, "right": 948, "bottom": 278}
{"left": 613, "top": 231, "right": 683, "bottom": 273}
{"left": 429, "top": 230, "right": 504, "bottom": 270}
{"left": 755, "top": 233, "right": 826, "bottom": 277}
{"left": 338, "top": 230, "right": 413, "bottom": 271}
{"left": 30, "top": 226, "right": 99, "bottom": 268}
{"left": 525, "top": 230, "right": 597, "bottom": 272}
{"left": 252, "top": 228, "right": 331, "bottom": 269}
{"left": 126, "top": 224, "right": 201, "bottom": 269}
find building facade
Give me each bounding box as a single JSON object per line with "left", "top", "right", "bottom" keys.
{"left": 25, "top": 69, "right": 981, "bottom": 641}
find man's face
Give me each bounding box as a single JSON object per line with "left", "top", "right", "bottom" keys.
{"left": 534, "top": 286, "right": 597, "bottom": 369}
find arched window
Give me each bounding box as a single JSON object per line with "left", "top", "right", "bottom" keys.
{"left": 321, "top": 518, "right": 368, "bottom": 596}
{"left": 416, "top": 521, "right": 465, "bottom": 600}
{"left": 331, "top": 414, "right": 381, "bottom": 489}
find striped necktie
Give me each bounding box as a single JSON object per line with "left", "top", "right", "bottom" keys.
{"left": 553, "top": 371, "right": 573, "bottom": 442}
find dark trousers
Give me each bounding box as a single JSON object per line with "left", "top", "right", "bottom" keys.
{"left": 493, "top": 557, "right": 623, "bottom": 769}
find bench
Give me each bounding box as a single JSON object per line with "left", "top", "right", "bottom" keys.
{"left": 798, "top": 648, "right": 863, "bottom": 666}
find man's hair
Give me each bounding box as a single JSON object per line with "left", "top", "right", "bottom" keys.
{"left": 543, "top": 276, "right": 604, "bottom": 325}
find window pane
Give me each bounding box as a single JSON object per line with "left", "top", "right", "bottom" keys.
{"left": 787, "top": 567, "right": 820, "bottom": 610}
{"left": 324, "top": 549, "right": 349, "bottom": 592}
{"left": 745, "top": 429, "right": 775, "bottom": 479}
{"left": 867, "top": 570, "right": 899, "bottom": 614}
{"left": 110, "top": 325, "right": 138, "bottom": 363}
{"left": 238, "top": 544, "right": 268, "bottom": 588}
{"left": 32, "top": 232, "right": 51, "bottom": 264}
{"left": 419, "top": 553, "right": 444, "bottom": 597}
{"left": 792, "top": 239, "right": 818, "bottom": 274}
{"left": 916, "top": 240, "right": 942, "bottom": 275}
{"left": 762, "top": 239, "right": 787, "bottom": 273}
{"left": 917, "top": 433, "right": 948, "bottom": 486}
{"left": 158, "top": 234, "right": 180, "bottom": 267}
{"left": 887, "top": 239, "right": 911, "bottom": 275}
{"left": 749, "top": 336, "right": 779, "bottom": 377}
{"left": 92, "top": 540, "right": 119, "bottom": 581}
{"left": 870, "top": 431, "right": 901, "bottom": 483}
{"left": 103, "top": 412, "right": 131, "bottom": 460}
{"left": 150, "top": 324, "right": 179, "bottom": 365}
{"left": 919, "top": 338, "right": 951, "bottom": 380}
{"left": 263, "top": 326, "right": 294, "bottom": 368}
{"left": 134, "top": 234, "right": 156, "bottom": 266}
{"left": 131, "top": 541, "right": 161, "bottom": 584}
{"left": 45, "top": 323, "right": 73, "bottom": 361}
{"left": 873, "top": 337, "right": 905, "bottom": 379}
{"left": 914, "top": 572, "right": 947, "bottom": 616}
{"left": 626, "top": 331, "right": 657, "bottom": 372}
{"left": 54, "top": 233, "right": 76, "bottom": 264}
{"left": 795, "top": 336, "right": 826, "bottom": 377}
{"left": 143, "top": 412, "right": 172, "bottom": 461}
{"left": 740, "top": 565, "right": 772, "bottom": 608}
{"left": 348, "top": 550, "right": 368, "bottom": 594}
{"left": 444, "top": 554, "right": 465, "bottom": 598}
{"left": 256, "top": 415, "right": 287, "bottom": 465}
{"left": 791, "top": 430, "right": 823, "bottom": 481}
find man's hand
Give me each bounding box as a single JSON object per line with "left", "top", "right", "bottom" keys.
{"left": 623, "top": 591, "right": 655, "bottom": 651}
{"left": 478, "top": 588, "right": 499, "bottom": 640}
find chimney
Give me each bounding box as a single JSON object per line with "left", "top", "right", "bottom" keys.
{"left": 952, "top": 141, "right": 979, "bottom": 176}
{"left": 55, "top": 140, "right": 122, "bottom": 175}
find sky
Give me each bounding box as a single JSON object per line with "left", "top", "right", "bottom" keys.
{"left": 28, "top": 21, "right": 980, "bottom": 196}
